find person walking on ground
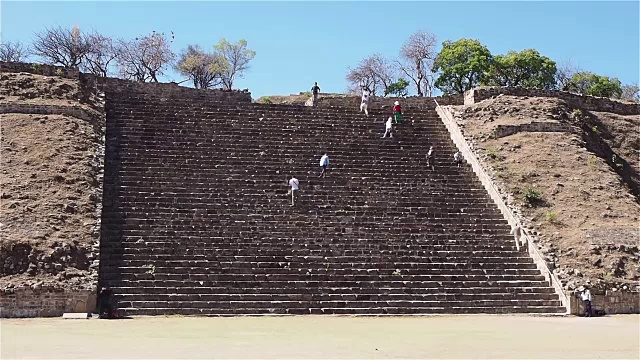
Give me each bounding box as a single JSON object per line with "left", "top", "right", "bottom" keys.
{"left": 578, "top": 285, "right": 593, "bottom": 317}
{"left": 288, "top": 176, "right": 300, "bottom": 206}
{"left": 319, "top": 153, "right": 329, "bottom": 178}
{"left": 311, "top": 82, "right": 321, "bottom": 107}
{"left": 382, "top": 116, "right": 394, "bottom": 138}
{"left": 454, "top": 151, "right": 463, "bottom": 167}
{"left": 426, "top": 146, "right": 435, "bottom": 170}
{"left": 360, "top": 88, "right": 370, "bottom": 116}
{"left": 393, "top": 100, "right": 403, "bottom": 124}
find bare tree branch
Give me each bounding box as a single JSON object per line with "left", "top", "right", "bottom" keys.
{"left": 398, "top": 30, "right": 437, "bottom": 96}
{"left": 115, "top": 31, "right": 175, "bottom": 82}
{"left": 83, "top": 32, "right": 117, "bottom": 77}
{"left": 0, "top": 40, "right": 30, "bottom": 62}
{"left": 346, "top": 54, "right": 395, "bottom": 96}
{"left": 555, "top": 60, "right": 581, "bottom": 91}
{"left": 32, "top": 26, "right": 92, "bottom": 68}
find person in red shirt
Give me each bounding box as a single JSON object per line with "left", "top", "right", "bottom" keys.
{"left": 393, "top": 101, "right": 403, "bottom": 124}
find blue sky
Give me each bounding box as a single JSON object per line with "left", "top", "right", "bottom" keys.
{"left": 2, "top": 1, "right": 638, "bottom": 98}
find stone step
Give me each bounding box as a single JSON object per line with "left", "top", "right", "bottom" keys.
{"left": 102, "top": 279, "right": 552, "bottom": 289}
{"left": 118, "top": 299, "right": 563, "bottom": 309}
{"left": 110, "top": 285, "right": 557, "bottom": 295}
{"left": 118, "top": 305, "right": 566, "bottom": 316}
{"left": 110, "top": 292, "right": 560, "bottom": 302}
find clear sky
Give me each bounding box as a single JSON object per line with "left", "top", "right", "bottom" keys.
{"left": 2, "top": 1, "right": 638, "bottom": 98}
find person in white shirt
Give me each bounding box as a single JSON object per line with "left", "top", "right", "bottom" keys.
{"left": 360, "top": 88, "right": 370, "bottom": 116}
{"left": 319, "top": 153, "right": 329, "bottom": 178}
{"left": 382, "top": 117, "right": 394, "bottom": 138}
{"left": 510, "top": 225, "right": 523, "bottom": 250}
{"left": 426, "top": 146, "right": 435, "bottom": 170}
{"left": 454, "top": 151, "right": 463, "bottom": 167}
{"left": 578, "top": 285, "right": 593, "bottom": 317}
{"left": 288, "top": 177, "right": 300, "bottom": 206}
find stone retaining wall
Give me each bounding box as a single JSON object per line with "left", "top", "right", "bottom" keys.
{"left": 0, "top": 61, "right": 79, "bottom": 78}
{"left": 0, "top": 61, "right": 252, "bottom": 104}
{"left": 464, "top": 87, "right": 640, "bottom": 115}
{"left": 0, "top": 287, "right": 96, "bottom": 317}
{"left": 0, "top": 102, "right": 103, "bottom": 131}
{"left": 317, "top": 94, "right": 464, "bottom": 109}
{"left": 569, "top": 290, "right": 640, "bottom": 315}
{"left": 89, "top": 76, "right": 252, "bottom": 103}
{"left": 494, "top": 121, "right": 577, "bottom": 138}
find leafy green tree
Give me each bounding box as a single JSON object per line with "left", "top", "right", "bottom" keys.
{"left": 566, "top": 72, "right": 622, "bottom": 98}
{"left": 432, "top": 38, "right": 492, "bottom": 95}
{"left": 384, "top": 78, "right": 410, "bottom": 97}
{"left": 484, "top": 49, "right": 557, "bottom": 89}
{"left": 214, "top": 38, "right": 256, "bottom": 90}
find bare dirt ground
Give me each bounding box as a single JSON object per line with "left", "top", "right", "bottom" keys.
{"left": 0, "top": 72, "right": 100, "bottom": 109}
{"left": 0, "top": 73, "right": 102, "bottom": 291}
{"left": 1, "top": 315, "right": 638, "bottom": 359}
{"left": 451, "top": 95, "right": 640, "bottom": 292}
{"left": 256, "top": 93, "right": 310, "bottom": 105}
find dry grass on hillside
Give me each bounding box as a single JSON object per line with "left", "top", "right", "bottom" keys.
{"left": 452, "top": 95, "right": 640, "bottom": 291}
{"left": 0, "top": 73, "right": 102, "bottom": 290}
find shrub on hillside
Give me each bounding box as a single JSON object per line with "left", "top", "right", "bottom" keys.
{"left": 523, "top": 187, "right": 543, "bottom": 206}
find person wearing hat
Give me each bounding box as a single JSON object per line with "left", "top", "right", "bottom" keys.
{"left": 578, "top": 285, "right": 593, "bottom": 317}
{"left": 393, "top": 100, "right": 403, "bottom": 124}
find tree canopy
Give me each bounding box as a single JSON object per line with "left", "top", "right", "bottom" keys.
{"left": 115, "top": 31, "right": 175, "bottom": 82}
{"left": 176, "top": 45, "right": 227, "bottom": 89}
{"left": 346, "top": 54, "right": 395, "bottom": 96}
{"left": 484, "top": 49, "right": 557, "bottom": 89}
{"left": 32, "top": 26, "right": 92, "bottom": 68}
{"left": 565, "top": 72, "right": 623, "bottom": 98}
{"left": 397, "top": 30, "right": 437, "bottom": 96}
{"left": 0, "top": 41, "right": 29, "bottom": 62}
{"left": 214, "top": 38, "right": 256, "bottom": 90}
{"left": 432, "top": 38, "right": 492, "bottom": 95}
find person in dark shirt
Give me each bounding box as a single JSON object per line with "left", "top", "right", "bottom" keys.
{"left": 97, "top": 287, "right": 118, "bottom": 319}
{"left": 311, "top": 82, "right": 321, "bottom": 106}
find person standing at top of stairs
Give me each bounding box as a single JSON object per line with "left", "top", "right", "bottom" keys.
{"left": 311, "top": 82, "right": 321, "bottom": 106}
{"left": 319, "top": 153, "right": 329, "bottom": 178}
{"left": 360, "top": 88, "right": 370, "bottom": 116}
{"left": 393, "top": 101, "right": 403, "bottom": 124}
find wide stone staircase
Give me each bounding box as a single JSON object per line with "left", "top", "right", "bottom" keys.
{"left": 99, "top": 91, "right": 565, "bottom": 315}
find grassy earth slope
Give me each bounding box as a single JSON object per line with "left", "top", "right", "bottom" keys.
{"left": 0, "top": 72, "right": 103, "bottom": 291}
{"left": 449, "top": 95, "right": 639, "bottom": 292}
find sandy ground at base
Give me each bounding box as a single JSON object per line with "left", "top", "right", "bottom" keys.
{"left": 1, "top": 315, "right": 639, "bottom": 359}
